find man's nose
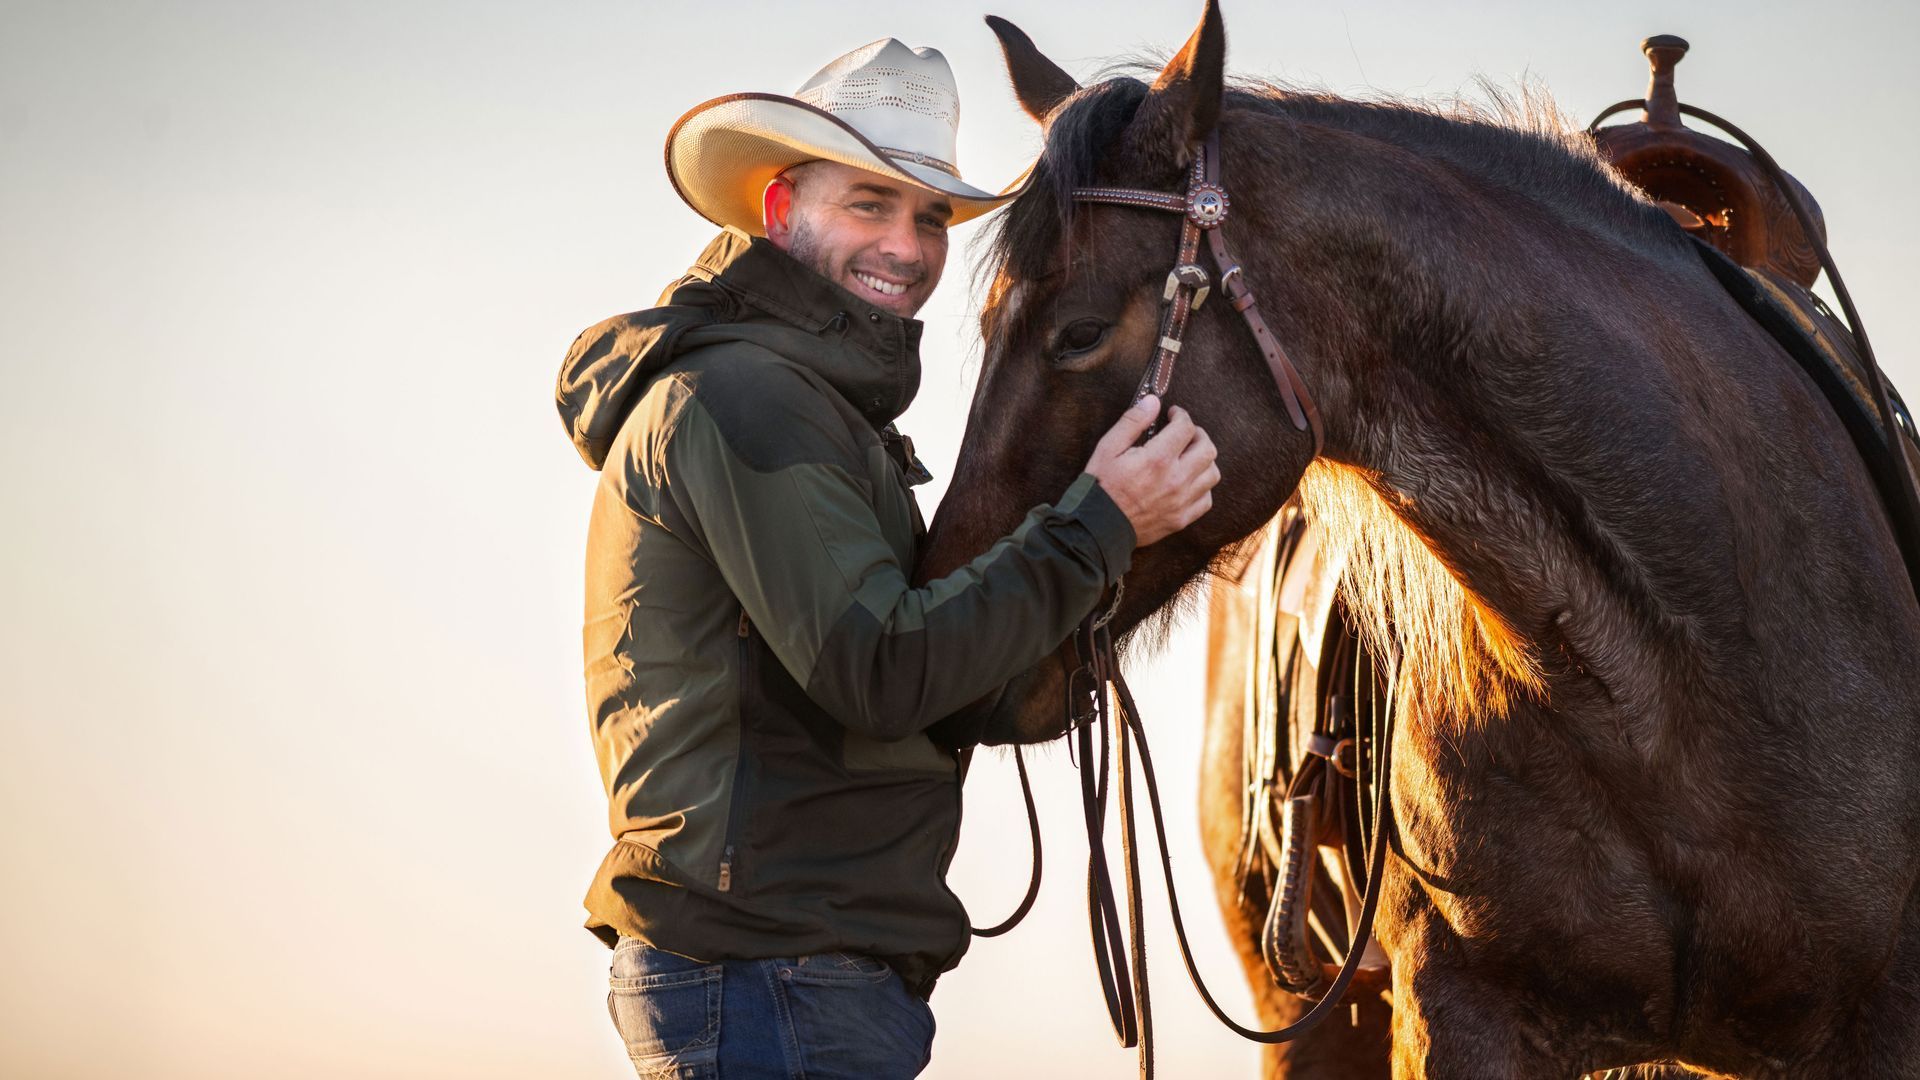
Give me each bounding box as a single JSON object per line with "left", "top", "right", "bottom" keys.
{"left": 875, "top": 211, "right": 922, "bottom": 268}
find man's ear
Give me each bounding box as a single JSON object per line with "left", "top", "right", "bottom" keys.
{"left": 763, "top": 175, "right": 796, "bottom": 247}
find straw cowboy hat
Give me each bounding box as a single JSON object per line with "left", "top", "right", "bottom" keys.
{"left": 665, "top": 37, "right": 1031, "bottom": 234}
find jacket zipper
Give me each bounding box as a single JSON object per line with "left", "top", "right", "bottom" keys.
{"left": 718, "top": 607, "right": 754, "bottom": 893}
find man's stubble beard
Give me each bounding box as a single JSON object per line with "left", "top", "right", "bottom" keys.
{"left": 786, "top": 216, "right": 830, "bottom": 284}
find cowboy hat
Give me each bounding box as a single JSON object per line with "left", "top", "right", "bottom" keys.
{"left": 665, "top": 37, "right": 1030, "bottom": 234}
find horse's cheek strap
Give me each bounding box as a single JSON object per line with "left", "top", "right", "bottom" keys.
{"left": 1204, "top": 225, "right": 1324, "bottom": 455}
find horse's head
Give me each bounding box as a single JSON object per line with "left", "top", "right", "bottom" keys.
{"left": 919, "top": 3, "right": 1331, "bottom": 739}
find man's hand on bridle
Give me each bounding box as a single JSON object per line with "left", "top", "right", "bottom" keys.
{"left": 1084, "top": 394, "right": 1220, "bottom": 547}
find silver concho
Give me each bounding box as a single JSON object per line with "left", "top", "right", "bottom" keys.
{"left": 1186, "top": 183, "right": 1230, "bottom": 228}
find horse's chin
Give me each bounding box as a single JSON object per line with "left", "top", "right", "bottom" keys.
{"left": 980, "top": 649, "right": 1074, "bottom": 745}
{"left": 982, "top": 580, "right": 1204, "bottom": 747}
{"left": 931, "top": 488, "right": 1261, "bottom": 745}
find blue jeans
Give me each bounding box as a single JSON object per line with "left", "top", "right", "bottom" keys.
{"left": 607, "top": 936, "right": 935, "bottom": 1079}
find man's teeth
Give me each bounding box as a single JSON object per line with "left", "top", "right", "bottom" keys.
{"left": 854, "top": 272, "right": 906, "bottom": 297}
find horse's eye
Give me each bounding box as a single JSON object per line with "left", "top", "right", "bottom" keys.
{"left": 1053, "top": 318, "right": 1109, "bottom": 361}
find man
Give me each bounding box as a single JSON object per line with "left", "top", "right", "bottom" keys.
{"left": 555, "top": 37, "right": 1219, "bottom": 1078}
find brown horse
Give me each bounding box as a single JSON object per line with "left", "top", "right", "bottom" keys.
{"left": 917, "top": 4, "right": 1920, "bottom": 1076}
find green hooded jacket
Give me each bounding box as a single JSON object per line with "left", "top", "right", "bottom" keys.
{"left": 556, "top": 228, "right": 1135, "bottom": 996}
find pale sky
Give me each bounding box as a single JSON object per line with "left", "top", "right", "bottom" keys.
{"left": 3, "top": 1, "right": 1916, "bottom": 1077}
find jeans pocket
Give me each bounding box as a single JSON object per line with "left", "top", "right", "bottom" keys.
{"left": 777, "top": 960, "right": 933, "bottom": 1080}
{"left": 607, "top": 952, "right": 722, "bottom": 1080}
{"left": 785, "top": 951, "right": 892, "bottom": 984}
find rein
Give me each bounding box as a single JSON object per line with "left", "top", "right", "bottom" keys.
{"left": 1066, "top": 616, "right": 1397, "bottom": 1077}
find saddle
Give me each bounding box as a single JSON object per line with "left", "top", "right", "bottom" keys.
{"left": 1242, "top": 34, "right": 1920, "bottom": 1011}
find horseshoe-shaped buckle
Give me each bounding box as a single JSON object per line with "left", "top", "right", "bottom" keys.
{"left": 1163, "top": 264, "right": 1212, "bottom": 310}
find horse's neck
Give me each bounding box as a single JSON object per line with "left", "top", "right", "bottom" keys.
{"left": 1310, "top": 267, "right": 1766, "bottom": 727}
{"left": 1232, "top": 117, "right": 1911, "bottom": 727}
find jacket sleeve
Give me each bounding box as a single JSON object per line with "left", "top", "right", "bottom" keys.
{"left": 655, "top": 372, "right": 1135, "bottom": 742}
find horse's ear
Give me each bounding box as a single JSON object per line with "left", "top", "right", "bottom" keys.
{"left": 1126, "top": 0, "right": 1226, "bottom": 168}
{"left": 986, "top": 15, "right": 1079, "bottom": 123}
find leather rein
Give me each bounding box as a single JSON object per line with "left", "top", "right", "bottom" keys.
{"left": 969, "top": 130, "right": 1394, "bottom": 1077}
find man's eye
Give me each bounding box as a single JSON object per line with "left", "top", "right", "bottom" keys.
{"left": 1054, "top": 318, "right": 1109, "bottom": 358}
{"left": 918, "top": 217, "right": 947, "bottom": 232}
{"left": 851, "top": 201, "right": 883, "bottom": 213}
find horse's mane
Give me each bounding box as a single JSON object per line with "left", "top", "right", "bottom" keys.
{"left": 1299, "top": 460, "right": 1545, "bottom": 721}
{"left": 981, "top": 70, "right": 1668, "bottom": 717}
{"left": 981, "top": 66, "right": 1680, "bottom": 286}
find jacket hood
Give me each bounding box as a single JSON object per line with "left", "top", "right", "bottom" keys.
{"left": 557, "top": 227, "right": 926, "bottom": 469}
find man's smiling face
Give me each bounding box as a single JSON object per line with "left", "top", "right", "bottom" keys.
{"left": 763, "top": 160, "right": 952, "bottom": 318}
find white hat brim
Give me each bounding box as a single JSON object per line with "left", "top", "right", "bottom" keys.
{"left": 665, "top": 93, "right": 1032, "bottom": 235}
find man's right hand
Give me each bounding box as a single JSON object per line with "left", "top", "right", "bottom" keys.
{"left": 1083, "top": 394, "right": 1220, "bottom": 547}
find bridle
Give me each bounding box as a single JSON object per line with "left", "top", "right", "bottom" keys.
{"left": 969, "top": 128, "right": 1394, "bottom": 1078}
{"left": 1076, "top": 130, "right": 1323, "bottom": 454}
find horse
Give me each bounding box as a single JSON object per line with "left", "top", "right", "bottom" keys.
{"left": 915, "top": 4, "right": 1920, "bottom": 1076}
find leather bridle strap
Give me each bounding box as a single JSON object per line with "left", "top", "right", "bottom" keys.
{"left": 1205, "top": 204, "right": 1325, "bottom": 456}
{"left": 1076, "top": 154, "right": 1203, "bottom": 428}
{"left": 1072, "top": 131, "right": 1323, "bottom": 454}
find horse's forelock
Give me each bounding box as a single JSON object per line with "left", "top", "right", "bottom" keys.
{"left": 976, "top": 77, "right": 1153, "bottom": 291}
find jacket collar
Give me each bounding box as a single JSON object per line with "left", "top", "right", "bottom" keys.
{"left": 689, "top": 228, "right": 924, "bottom": 428}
